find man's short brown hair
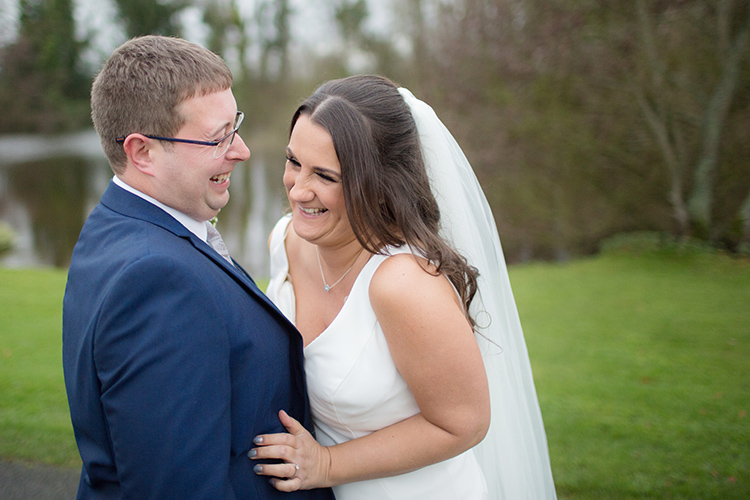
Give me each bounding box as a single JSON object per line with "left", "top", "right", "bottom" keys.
{"left": 91, "top": 36, "right": 233, "bottom": 173}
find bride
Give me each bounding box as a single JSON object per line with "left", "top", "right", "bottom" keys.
{"left": 251, "top": 75, "right": 557, "bottom": 499}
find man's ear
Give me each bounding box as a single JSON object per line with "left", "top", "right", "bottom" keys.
{"left": 121, "top": 134, "right": 158, "bottom": 176}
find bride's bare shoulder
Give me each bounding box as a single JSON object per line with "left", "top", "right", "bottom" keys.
{"left": 369, "top": 252, "right": 452, "bottom": 308}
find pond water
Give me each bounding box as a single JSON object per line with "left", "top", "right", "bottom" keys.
{"left": 0, "top": 131, "right": 285, "bottom": 279}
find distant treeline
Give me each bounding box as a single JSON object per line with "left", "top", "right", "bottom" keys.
{"left": 1, "top": 0, "right": 748, "bottom": 261}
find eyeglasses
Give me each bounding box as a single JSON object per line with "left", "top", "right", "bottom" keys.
{"left": 116, "top": 111, "right": 244, "bottom": 159}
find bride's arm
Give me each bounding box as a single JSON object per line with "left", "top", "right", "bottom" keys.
{"left": 250, "top": 253, "right": 490, "bottom": 490}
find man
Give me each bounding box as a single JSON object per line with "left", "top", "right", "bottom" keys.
{"left": 62, "top": 35, "right": 334, "bottom": 500}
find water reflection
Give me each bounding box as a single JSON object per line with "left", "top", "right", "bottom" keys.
{"left": 1, "top": 156, "right": 105, "bottom": 267}
{"left": 0, "top": 132, "right": 283, "bottom": 278}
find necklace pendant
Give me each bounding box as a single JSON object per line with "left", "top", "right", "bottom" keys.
{"left": 316, "top": 245, "right": 365, "bottom": 294}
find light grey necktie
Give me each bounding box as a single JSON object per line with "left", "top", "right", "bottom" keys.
{"left": 205, "top": 221, "right": 234, "bottom": 265}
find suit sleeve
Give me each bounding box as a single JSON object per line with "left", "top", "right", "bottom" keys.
{"left": 94, "top": 254, "right": 237, "bottom": 499}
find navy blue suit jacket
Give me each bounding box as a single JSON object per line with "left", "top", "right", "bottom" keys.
{"left": 63, "top": 182, "right": 334, "bottom": 500}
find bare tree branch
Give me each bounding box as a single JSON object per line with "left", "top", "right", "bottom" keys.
{"left": 687, "top": 3, "right": 750, "bottom": 235}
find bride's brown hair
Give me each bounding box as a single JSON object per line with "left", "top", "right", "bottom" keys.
{"left": 290, "top": 75, "right": 479, "bottom": 326}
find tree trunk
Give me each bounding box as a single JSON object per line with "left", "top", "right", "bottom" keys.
{"left": 634, "top": 85, "right": 689, "bottom": 234}
{"left": 687, "top": 2, "right": 750, "bottom": 238}
{"left": 634, "top": 0, "right": 690, "bottom": 234}
{"left": 740, "top": 188, "right": 750, "bottom": 242}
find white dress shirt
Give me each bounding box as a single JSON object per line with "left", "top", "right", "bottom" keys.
{"left": 112, "top": 175, "right": 208, "bottom": 243}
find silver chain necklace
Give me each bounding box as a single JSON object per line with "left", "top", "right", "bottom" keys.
{"left": 315, "top": 246, "right": 364, "bottom": 292}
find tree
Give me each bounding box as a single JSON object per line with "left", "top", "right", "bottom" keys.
{"left": 0, "top": 0, "right": 90, "bottom": 133}
{"left": 112, "top": 0, "right": 187, "bottom": 38}
{"left": 331, "top": 0, "right": 407, "bottom": 78}
{"left": 634, "top": 0, "right": 750, "bottom": 243}
{"left": 390, "top": 0, "right": 750, "bottom": 259}
{"left": 408, "top": 0, "right": 628, "bottom": 260}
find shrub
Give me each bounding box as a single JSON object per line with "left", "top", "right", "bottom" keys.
{"left": 599, "top": 231, "right": 719, "bottom": 256}
{"left": 0, "top": 222, "right": 15, "bottom": 256}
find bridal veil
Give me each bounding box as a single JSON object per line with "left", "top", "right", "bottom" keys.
{"left": 398, "top": 88, "right": 557, "bottom": 499}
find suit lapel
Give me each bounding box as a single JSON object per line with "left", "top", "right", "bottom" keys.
{"left": 99, "top": 181, "right": 286, "bottom": 316}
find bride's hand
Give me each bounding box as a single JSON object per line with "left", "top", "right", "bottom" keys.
{"left": 249, "top": 409, "right": 332, "bottom": 491}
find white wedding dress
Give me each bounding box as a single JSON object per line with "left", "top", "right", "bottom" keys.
{"left": 267, "top": 215, "right": 488, "bottom": 500}
{"left": 267, "top": 87, "right": 556, "bottom": 500}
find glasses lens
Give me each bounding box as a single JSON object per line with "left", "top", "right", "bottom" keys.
{"left": 213, "top": 112, "right": 244, "bottom": 159}
{"left": 213, "top": 133, "right": 234, "bottom": 158}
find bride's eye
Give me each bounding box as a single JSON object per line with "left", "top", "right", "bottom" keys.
{"left": 286, "top": 155, "right": 300, "bottom": 167}
{"left": 316, "top": 172, "right": 338, "bottom": 183}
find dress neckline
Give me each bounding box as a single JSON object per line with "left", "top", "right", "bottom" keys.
{"left": 276, "top": 215, "right": 412, "bottom": 351}
{"left": 302, "top": 250, "right": 381, "bottom": 351}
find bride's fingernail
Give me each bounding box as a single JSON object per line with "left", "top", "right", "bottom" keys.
{"left": 253, "top": 465, "right": 263, "bottom": 474}
{"left": 247, "top": 449, "right": 257, "bottom": 458}
{"left": 253, "top": 436, "right": 263, "bottom": 444}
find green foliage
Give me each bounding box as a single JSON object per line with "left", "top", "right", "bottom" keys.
{"left": 599, "top": 231, "right": 720, "bottom": 256}
{"left": 113, "top": 0, "right": 187, "bottom": 38}
{"left": 335, "top": 0, "right": 368, "bottom": 42}
{"left": 0, "top": 0, "right": 91, "bottom": 133}
{"left": 0, "top": 0, "right": 188, "bottom": 133}
{"left": 0, "top": 222, "right": 14, "bottom": 256}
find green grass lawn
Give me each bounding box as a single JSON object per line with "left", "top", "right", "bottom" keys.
{"left": 1, "top": 249, "right": 749, "bottom": 498}
{"left": 0, "top": 268, "right": 78, "bottom": 466}
{"left": 512, "top": 250, "right": 750, "bottom": 499}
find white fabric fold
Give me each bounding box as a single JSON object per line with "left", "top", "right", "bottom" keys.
{"left": 398, "top": 87, "right": 557, "bottom": 500}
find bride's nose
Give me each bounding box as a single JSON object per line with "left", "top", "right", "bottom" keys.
{"left": 286, "top": 171, "right": 315, "bottom": 203}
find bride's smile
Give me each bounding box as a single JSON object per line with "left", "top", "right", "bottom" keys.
{"left": 284, "top": 114, "right": 354, "bottom": 247}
